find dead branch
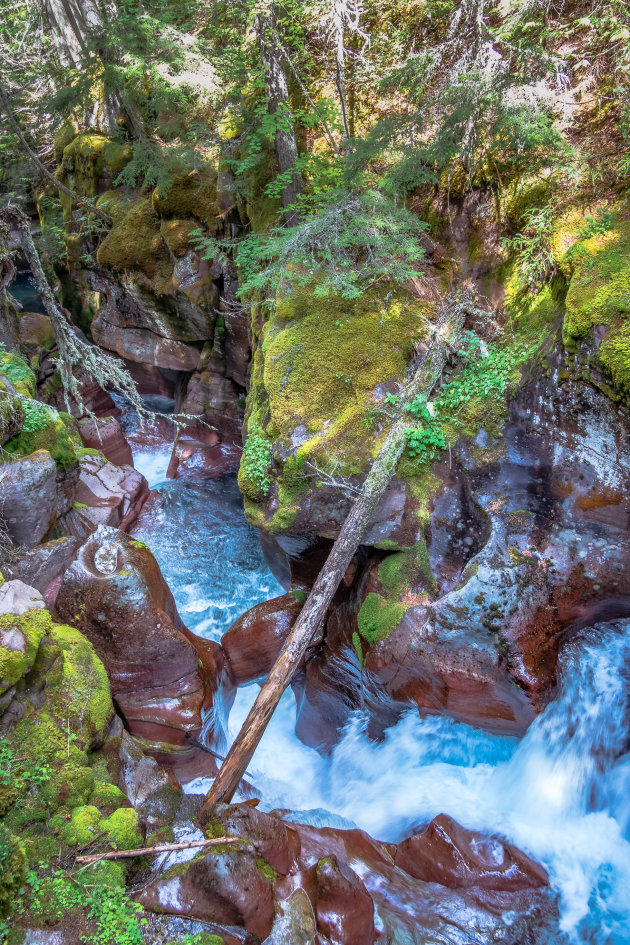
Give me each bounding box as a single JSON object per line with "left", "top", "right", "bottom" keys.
{"left": 75, "top": 836, "right": 240, "bottom": 864}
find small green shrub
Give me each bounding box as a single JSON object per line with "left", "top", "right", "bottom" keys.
{"left": 241, "top": 424, "right": 272, "bottom": 497}
{"left": 20, "top": 398, "right": 51, "bottom": 433}
{"left": 502, "top": 205, "right": 555, "bottom": 291}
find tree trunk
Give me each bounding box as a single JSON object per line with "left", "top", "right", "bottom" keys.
{"left": 199, "top": 300, "right": 469, "bottom": 815}
{"left": 38, "top": 0, "right": 140, "bottom": 136}
{"left": 254, "top": 6, "right": 303, "bottom": 225}
{"left": 331, "top": 1, "right": 350, "bottom": 140}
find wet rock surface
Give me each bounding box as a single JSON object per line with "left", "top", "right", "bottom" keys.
{"left": 54, "top": 525, "right": 228, "bottom": 766}
{"left": 221, "top": 592, "right": 303, "bottom": 686}
{"left": 0, "top": 450, "right": 57, "bottom": 547}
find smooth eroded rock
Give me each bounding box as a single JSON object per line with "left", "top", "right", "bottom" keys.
{"left": 0, "top": 450, "right": 57, "bottom": 548}
{"left": 221, "top": 593, "right": 303, "bottom": 685}
{"left": 54, "top": 525, "right": 227, "bottom": 762}
{"left": 392, "top": 813, "right": 549, "bottom": 891}
{"left": 0, "top": 580, "right": 45, "bottom": 616}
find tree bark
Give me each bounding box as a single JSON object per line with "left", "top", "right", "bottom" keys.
{"left": 330, "top": 1, "right": 350, "bottom": 140}
{"left": 0, "top": 81, "right": 112, "bottom": 226}
{"left": 254, "top": 5, "right": 304, "bottom": 225}
{"left": 199, "top": 300, "right": 469, "bottom": 814}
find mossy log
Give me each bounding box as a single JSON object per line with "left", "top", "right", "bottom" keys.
{"left": 200, "top": 297, "right": 470, "bottom": 812}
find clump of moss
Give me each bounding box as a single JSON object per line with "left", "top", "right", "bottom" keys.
{"left": 46, "top": 623, "right": 113, "bottom": 743}
{"left": 160, "top": 218, "right": 198, "bottom": 257}
{"left": 0, "top": 825, "right": 26, "bottom": 919}
{"left": 378, "top": 540, "right": 436, "bottom": 598}
{"left": 62, "top": 804, "right": 103, "bottom": 845}
{"left": 562, "top": 214, "right": 630, "bottom": 393}
{"left": 4, "top": 408, "right": 78, "bottom": 467}
{"left": 53, "top": 118, "right": 79, "bottom": 162}
{"left": 256, "top": 856, "right": 277, "bottom": 883}
{"left": 59, "top": 133, "right": 132, "bottom": 196}
{"left": 0, "top": 351, "right": 36, "bottom": 397}
{"left": 100, "top": 807, "right": 142, "bottom": 850}
{"left": 0, "top": 609, "right": 51, "bottom": 695}
{"left": 357, "top": 592, "right": 408, "bottom": 646}
{"left": 152, "top": 167, "right": 220, "bottom": 228}
{"left": 97, "top": 196, "right": 170, "bottom": 282}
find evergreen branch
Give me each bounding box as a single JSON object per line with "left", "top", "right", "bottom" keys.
{"left": 0, "top": 79, "right": 112, "bottom": 226}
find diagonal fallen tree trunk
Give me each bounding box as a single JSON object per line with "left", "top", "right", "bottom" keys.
{"left": 200, "top": 295, "right": 474, "bottom": 815}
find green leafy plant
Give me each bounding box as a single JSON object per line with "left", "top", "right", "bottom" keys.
{"left": 242, "top": 423, "right": 272, "bottom": 496}
{"left": 502, "top": 205, "right": 555, "bottom": 291}
{"left": 86, "top": 884, "right": 146, "bottom": 945}
{"left": 20, "top": 398, "right": 51, "bottom": 433}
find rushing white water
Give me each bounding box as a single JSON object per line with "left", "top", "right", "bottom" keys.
{"left": 128, "top": 436, "right": 630, "bottom": 943}
{"left": 226, "top": 626, "right": 630, "bottom": 943}
{"left": 132, "top": 446, "right": 173, "bottom": 488}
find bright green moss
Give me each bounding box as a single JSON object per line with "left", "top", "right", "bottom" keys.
{"left": 101, "top": 808, "right": 142, "bottom": 850}
{"left": 562, "top": 215, "right": 630, "bottom": 393}
{"left": 4, "top": 411, "right": 78, "bottom": 467}
{"left": 256, "top": 856, "right": 277, "bottom": 883}
{"left": 0, "top": 351, "right": 36, "bottom": 397}
{"left": 504, "top": 272, "right": 565, "bottom": 340}
{"left": 47, "top": 623, "right": 113, "bottom": 744}
{"left": 378, "top": 539, "right": 436, "bottom": 598}
{"left": 89, "top": 781, "right": 127, "bottom": 812}
{"left": 0, "top": 610, "right": 51, "bottom": 695}
{"left": 62, "top": 804, "right": 103, "bottom": 845}
{"left": 357, "top": 592, "right": 408, "bottom": 647}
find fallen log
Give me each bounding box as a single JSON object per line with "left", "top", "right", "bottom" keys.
{"left": 200, "top": 294, "right": 476, "bottom": 814}
{"left": 75, "top": 836, "right": 240, "bottom": 864}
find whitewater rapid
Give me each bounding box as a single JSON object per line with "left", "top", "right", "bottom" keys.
{"left": 130, "top": 442, "right": 630, "bottom": 944}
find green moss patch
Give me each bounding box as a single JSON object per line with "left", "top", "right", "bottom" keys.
{"left": 562, "top": 214, "right": 630, "bottom": 393}
{"left": 0, "top": 351, "right": 36, "bottom": 397}
{"left": 0, "top": 609, "right": 51, "bottom": 696}
{"left": 97, "top": 196, "right": 171, "bottom": 282}
{"left": 152, "top": 167, "right": 220, "bottom": 228}
{"left": 4, "top": 409, "right": 78, "bottom": 467}
{"left": 357, "top": 592, "right": 408, "bottom": 647}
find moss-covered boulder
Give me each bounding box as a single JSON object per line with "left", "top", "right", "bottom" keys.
{"left": 0, "top": 606, "right": 49, "bottom": 695}
{"left": 4, "top": 407, "right": 79, "bottom": 468}
{"left": 561, "top": 211, "right": 630, "bottom": 395}
{"left": 241, "top": 282, "right": 434, "bottom": 536}
{"left": 152, "top": 167, "right": 221, "bottom": 229}
{"left": 0, "top": 350, "right": 36, "bottom": 397}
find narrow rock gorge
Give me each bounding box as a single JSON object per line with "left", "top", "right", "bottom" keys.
{"left": 0, "top": 0, "right": 629, "bottom": 942}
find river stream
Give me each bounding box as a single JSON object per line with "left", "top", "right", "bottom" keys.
{"left": 129, "top": 440, "right": 630, "bottom": 944}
